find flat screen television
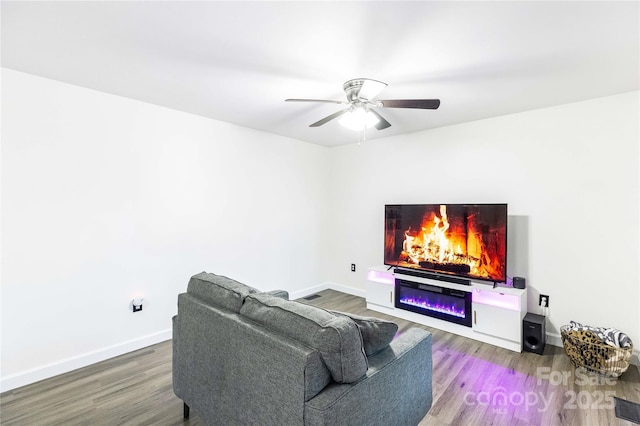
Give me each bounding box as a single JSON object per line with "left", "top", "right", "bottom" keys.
{"left": 384, "top": 204, "right": 508, "bottom": 283}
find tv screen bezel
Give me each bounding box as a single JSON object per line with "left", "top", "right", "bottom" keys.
{"left": 384, "top": 203, "right": 508, "bottom": 284}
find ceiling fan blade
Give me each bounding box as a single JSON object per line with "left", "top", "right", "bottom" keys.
{"left": 309, "top": 109, "right": 349, "bottom": 127}
{"left": 285, "top": 98, "right": 346, "bottom": 105}
{"left": 378, "top": 99, "right": 441, "bottom": 109}
{"left": 369, "top": 109, "right": 391, "bottom": 130}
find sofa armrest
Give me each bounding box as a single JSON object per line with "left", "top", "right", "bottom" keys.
{"left": 304, "top": 327, "right": 432, "bottom": 426}
{"left": 265, "top": 289, "right": 289, "bottom": 300}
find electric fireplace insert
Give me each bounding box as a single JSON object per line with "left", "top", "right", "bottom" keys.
{"left": 395, "top": 278, "right": 472, "bottom": 327}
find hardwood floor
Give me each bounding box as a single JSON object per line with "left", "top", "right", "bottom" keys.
{"left": 2, "top": 289, "right": 639, "bottom": 425}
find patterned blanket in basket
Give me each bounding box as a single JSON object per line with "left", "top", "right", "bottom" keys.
{"left": 565, "top": 321, "right": 632, "bottom": 348}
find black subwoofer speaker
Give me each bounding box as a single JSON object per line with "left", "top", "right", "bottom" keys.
{"left": 523, "top": 313, "right": 546, "bottom": 354}
{"left": 513, "top": 276, "right": 526, "bottom": 289}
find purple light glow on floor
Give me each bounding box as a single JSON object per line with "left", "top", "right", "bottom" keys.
{"left": 434, "top": 349, "right": 546, "bottom": 416}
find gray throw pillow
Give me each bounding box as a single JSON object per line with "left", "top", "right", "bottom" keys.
{"left": 240, "top": 293, "right": 368, "bottom": 383}
{"left": 330, "top": 311, "right": 399, "bottom": 356}
{"left": 187, "top": 272, "right": 258, "bottom": 313}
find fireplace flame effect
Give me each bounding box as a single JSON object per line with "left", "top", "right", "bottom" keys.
{"left": 399, "top": 205, "right": 499, "bottom": 279}
{"left": 399, "top": 295, "right": 466, "bottom": 318}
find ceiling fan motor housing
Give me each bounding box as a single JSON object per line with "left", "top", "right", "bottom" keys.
{"left": 343, "top": 78, "right": 387, "bottom": 102}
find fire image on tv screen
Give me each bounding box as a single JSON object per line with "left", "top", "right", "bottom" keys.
{"left": 384, "top": 204, "right": 507, "bottom": 283}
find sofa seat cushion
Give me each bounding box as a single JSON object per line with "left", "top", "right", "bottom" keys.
{"left": 241, "top": 293, "right": 368, "bottom": 384}
{"left": 187, "top": 272, "right": 258, "bottom": 313}
{"left": 330, "top": 311, "right": 398, "bottom": 356}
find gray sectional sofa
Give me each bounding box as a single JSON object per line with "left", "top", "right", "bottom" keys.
{"left": 173, "top": 272, "right": 433, "bottom": 425}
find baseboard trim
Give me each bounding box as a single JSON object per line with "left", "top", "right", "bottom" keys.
{"left": 0, "top": 329, "right": 171, "bottom": 393}
{"left": 290, "top": 281, "right": 366, "bottom": 300}
{"left": 546, "top": 332, "right": 563, "bottom": 348}
{"left": 12, "top": 283, "right": 631, "bottom": 393}
{"left": 1, "top": 282, "right": 365, "bottom": 393}
{"left": 326, "top": 281, "right": 367, "bottom": 298}
{"left": 289, "top": 282, "right": 330, "bottom": 300}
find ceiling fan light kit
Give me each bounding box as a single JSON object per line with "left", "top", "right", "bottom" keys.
{"left": 286, "top": 78, "right": 440, "bottom": 132}
{"left": 339, "top": 107, "right": 380, "bottom": 131}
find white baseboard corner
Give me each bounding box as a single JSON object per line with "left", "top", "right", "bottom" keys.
{"left": 290, "top": 281, "right": 366, "bottom": 301}
{"left": 289, "top": 282, "right": 330, "bottom": 300}
{"left": 0, "top": 329, "right": 171, "bottom": 393}
{"left": 546, "top": 332, "right": 563, "bottom": 348}
{"left": 326, "top": 282, "right": 367, "bottom": 298}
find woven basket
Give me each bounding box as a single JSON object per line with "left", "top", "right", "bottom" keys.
{"left": 560, "top": 325, "right": 633, "bottom": 378}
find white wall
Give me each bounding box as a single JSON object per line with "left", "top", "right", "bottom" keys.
{"left": 1, "top": 68, "right": 329, "bottom": 390}
{"left": 2, "top": 67, "right": 638, "bottom": 391}
{"left": 325, "top": 91, "right": 640, "bottom": 349}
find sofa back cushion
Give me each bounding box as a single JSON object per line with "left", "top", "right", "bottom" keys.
{"left": 187, "top": 272, "right": 258, "bottom": 313}
{"left": 240, "top": 293, "right": 368, "bottom": 383}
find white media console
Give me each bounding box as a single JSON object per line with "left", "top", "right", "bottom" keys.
{"left": 366, "top": 265, "right": 527, "bottom": 352}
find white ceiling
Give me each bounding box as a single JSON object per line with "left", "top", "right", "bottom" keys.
{"left": 2, "top": 1, "right": 639, "bottom": 147}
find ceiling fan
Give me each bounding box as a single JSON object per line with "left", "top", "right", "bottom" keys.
{"left": 285, "top": 78, "right": 440, "bottom": 131}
